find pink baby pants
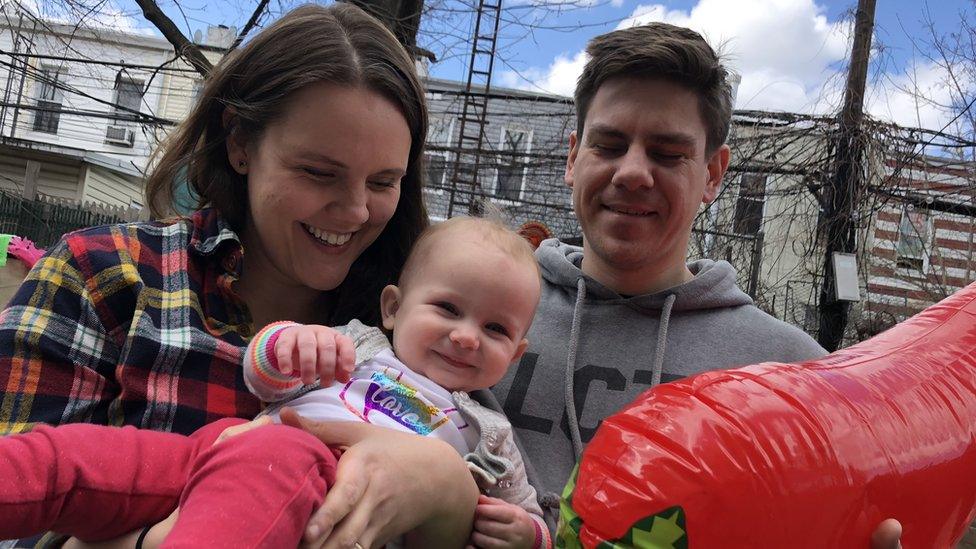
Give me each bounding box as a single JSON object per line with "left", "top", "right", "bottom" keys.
{"left": 0, "top": 418, "right": 338, "bottom": 548}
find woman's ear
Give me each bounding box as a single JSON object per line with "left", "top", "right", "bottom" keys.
{"left": 380, "top": 285, "right": 401, "bottom": 331}
{"left": 223, "top": 107, "right": 248, "bottom": 175}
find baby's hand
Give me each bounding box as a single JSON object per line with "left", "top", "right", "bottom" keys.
{"left": 275, "top": 325, "right": 355, "bottom": 386}
{"left": 469, "top": 494, "right": 538, "bottom": 549}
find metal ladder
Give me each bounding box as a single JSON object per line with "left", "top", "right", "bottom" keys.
{"left": 446, "top": 0, "right": 502, "bottom": 217}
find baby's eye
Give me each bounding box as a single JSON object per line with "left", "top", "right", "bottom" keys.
{"left": 486, "top": 323, "right": 510, "bottom": 337}
{"left": 435, "top": 302, "right": 459, "bottom": 315}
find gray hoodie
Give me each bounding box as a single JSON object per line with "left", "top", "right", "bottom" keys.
{"left": 475, "top": 239, "right": 826, "bottom": 523}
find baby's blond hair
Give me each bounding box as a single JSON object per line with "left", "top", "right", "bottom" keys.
{"left": 398, "top": 215, "right": 539, "bottom": 291}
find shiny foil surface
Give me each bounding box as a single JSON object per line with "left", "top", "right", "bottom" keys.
{"left": 562, "top": 282, "right": 976, "bottom": 548}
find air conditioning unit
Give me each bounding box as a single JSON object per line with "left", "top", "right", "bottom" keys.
{"left": 105, "top": 125, "right": 135, "bottom": 147}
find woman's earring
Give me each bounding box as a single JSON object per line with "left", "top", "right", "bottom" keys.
{"left": 238, "top": 160, "right": 247, "bottom": 168}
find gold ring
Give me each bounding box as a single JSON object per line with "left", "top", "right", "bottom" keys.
{"left": 355, "top": 544, "right": 364, "bottom": 549}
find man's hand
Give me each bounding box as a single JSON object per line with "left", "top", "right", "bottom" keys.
{"left": 275, "top": 325, "right": 355, "bottom": 386}
{"left": 468, "top": 495, "right": 537, "bottom": 549}
{"left": 870, "top": 518, "right": 902, "bottom": 549}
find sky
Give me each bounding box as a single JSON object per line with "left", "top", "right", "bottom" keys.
{"left": 425, "top": 0, "right": 975, "bottom": 134}
{"left": 22, "top": 0, "right": 976, "bottom": 135}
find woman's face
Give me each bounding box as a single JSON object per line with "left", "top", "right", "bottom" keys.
{"left": 230, "top": 83, "right": 412, "bottom": 294}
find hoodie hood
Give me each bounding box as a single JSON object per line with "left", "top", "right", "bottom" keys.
{"left": 535, "top": 238, "right": 753, "bottom": 311}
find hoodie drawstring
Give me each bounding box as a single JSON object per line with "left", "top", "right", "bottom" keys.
{"left": 563, "top": 282, "right": 677, "bottom": 461}
{"left": 650, "top": 294, "right": 676, "bottom": 387}
{"left": 564, "top": 278, "right": 587, "bottom": 460}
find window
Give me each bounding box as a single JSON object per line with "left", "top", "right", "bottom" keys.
{"left": 494, "top": 128, "right": 531, "bottom": 202}
{"left": 424, "top": 117, "right": 454, "bottom": 190}
{"left": 113, "top": 77, "right": 143, "bottom": 115}
{"left": 32, "top": 68, "right": 64, "bottom": 134}
{"left": 732, "top": 173, "right": 767, "bottom": 235}
{"left": 895, "top": 205, "right": 932, "bottom": 272}
{"left": 106, "top": 76, "right": 144, "bottom": 146}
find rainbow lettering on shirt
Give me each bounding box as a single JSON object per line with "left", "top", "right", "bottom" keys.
{"left": 358, "top": 371, "right": 450, "bottom": 435}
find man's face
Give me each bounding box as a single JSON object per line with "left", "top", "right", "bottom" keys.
{"left": 565, "top": 77, "right": 730, "bottom": 290}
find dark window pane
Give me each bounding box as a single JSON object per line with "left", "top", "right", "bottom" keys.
{"left": 32, "top": 100, "right": 61, "bottom": 133}
{"left": 425, "top": 154, "right": 447, "bottom": 189}
{"left": 732, "top": 174, "right": 766, "bottom": 235}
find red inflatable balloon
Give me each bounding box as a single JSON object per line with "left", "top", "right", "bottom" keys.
{"left": 558, "top": 282, "right": 976, "bottom": 548}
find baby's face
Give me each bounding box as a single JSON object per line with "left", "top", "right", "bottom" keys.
{"left": 381, "top": 236, "right": 540, "bottom": 392}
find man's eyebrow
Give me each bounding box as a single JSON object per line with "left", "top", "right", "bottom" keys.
{"left": 585, "top": 124, "right": 627, "bottom": 140}
{"left": 586, "top": 124, "right": 698, "bottom": 147}
{"left": 648, "top": 132, "right": 698, "bottom": 147}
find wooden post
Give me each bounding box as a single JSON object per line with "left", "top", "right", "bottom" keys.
{"left": 23, "top": 160, "right": 40, "bottom": 200}
{"left": 817, "top": 0, "right": 877, "bottom": 351}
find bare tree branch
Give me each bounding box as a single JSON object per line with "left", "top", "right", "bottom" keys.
{"left": 229, "top": 0, "right": 271, "bottom": 52}
{"left": 132, "top": 0, "right": 213, "bottom": 77}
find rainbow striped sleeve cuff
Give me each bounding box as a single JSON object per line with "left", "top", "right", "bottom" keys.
{"left": 244, "top": 321, "right": 302, "bottom": 402}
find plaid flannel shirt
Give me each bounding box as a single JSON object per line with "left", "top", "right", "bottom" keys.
{"left": 0, "top": 208, "right": 262, "bottom": 436}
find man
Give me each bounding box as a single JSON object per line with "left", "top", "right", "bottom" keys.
{"left": 479, "top": 21, "right": 903, "bottom": 547}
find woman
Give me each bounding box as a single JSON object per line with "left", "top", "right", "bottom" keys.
{"left": 0, "top": 4, "right": 477, "bottom": 548}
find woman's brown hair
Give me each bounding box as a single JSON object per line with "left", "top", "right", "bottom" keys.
{"left": 146, "top": 3, "right": 429, "bottom": 326}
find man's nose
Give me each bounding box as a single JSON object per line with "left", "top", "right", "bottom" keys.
{"left": 611, "top": 147, "right": 654, "bottom": 191}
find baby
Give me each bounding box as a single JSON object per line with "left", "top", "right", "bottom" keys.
{"left": 0, "top": 216, "right": 548, "bottom": 549}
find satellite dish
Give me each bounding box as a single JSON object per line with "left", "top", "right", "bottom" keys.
{"left": 193, "top": 29, "right": 202, "bottom": 44}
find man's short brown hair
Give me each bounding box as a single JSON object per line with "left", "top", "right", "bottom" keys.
{"left": 575, "top": 22, "right": 733, "bottom": 153}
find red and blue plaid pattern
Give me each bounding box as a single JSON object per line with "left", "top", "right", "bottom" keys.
{"left": 0, "top": 208, "right": 262, "bottom": 436}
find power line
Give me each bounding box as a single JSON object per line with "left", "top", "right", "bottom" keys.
{"left": 1, "top": 50, "right": 200, "bottom": 72}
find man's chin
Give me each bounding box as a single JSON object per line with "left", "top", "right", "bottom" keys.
{"left": 593, "top": 242, "right": 665, "bottom": 269}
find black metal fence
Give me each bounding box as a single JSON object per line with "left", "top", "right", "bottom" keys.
{"left": 0, "top": 190, "right": 133, "bottom": 248}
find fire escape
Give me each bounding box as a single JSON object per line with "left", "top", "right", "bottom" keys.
{"left": 446, "top": 0, "right": 502, "bottom": 217}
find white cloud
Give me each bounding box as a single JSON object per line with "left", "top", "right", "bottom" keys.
{"left": 500, "top": 50, "right": 587, "bottom": 97}
{"left": 867, "top": 60, "right": 974, "bottom": 133}
{"left": 501, "top": 0, "right": 975, "bottom": 134}
{"left": 508, "top": 0, "right": 855, "bottom": 115}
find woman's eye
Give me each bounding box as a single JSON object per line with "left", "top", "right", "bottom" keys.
{"left": 369, "top": 179, "right": 400, "bottom": 189}
{"left": 435, "top": 302, "right": 459, "bottom": 315}
{"left": 486, "top": 323, "right": 510, "bottom": 337}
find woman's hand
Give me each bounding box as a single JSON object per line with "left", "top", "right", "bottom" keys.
{"left": 279, "top": 407, "right": 479, "bottom": 549}
{"left": 62, "top": 508, "right": 179, "bottom": 549}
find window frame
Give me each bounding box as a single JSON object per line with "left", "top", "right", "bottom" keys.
{"left": 731, "top": 172, "right": 768, "bottom": 236}
{"left": 491, "top": 126, "right": 533, "bottom": 204}
{"left": 31, "top": 66, "right": 65, "bottom": 135}
{"left": 423, "top": 116, "right": 456, "bottom": 196}
{"left": 894, "top": 204, "right": 934, "bottom": 273}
